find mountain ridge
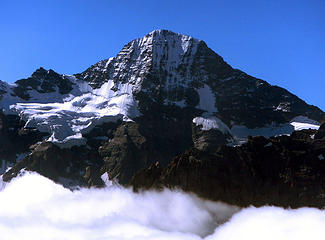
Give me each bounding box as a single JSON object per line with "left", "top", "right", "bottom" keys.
{"left": 0, "top": 30, "right": 323, "bottom": 147}
{"left": 0, "top": 30, "right": 324, "bottom": 192}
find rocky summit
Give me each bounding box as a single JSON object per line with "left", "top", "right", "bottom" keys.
{"left": 0, "top": 30, "right": 324, "bottom": 207}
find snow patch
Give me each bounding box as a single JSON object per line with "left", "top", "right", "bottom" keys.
{"left": 231, "top": 123, "right": 294, "bottom": 144}
{"left": 290, "top": 115, "right": 320, "bottom": 125}
{"left": 197, "top": 84, "right": 218, "bottom": 113}
{"left": 231, "top": 116, "right": 320, "bottom": 144}
{"left": 193, "top": 116, "right": 230, "bottom": 134}
{"left": 275, "top": 102, "right": 290, "bottom": 112}
{"left": 101, "top": 172, "right": 113, "bottom": 187}
{"left": 7, "top": 79, "right": 141, "bottom": 148}
{"left": 290, "top": 116, "right": 320, "bottom": 131}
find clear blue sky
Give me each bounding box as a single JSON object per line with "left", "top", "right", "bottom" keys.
{"left": 0, "top": 0, "right": 324, "bottom": 110}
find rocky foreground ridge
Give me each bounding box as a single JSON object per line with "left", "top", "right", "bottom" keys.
{"left": 0, "top": 30, "right": 324, "bottom": 207}
{"left": 132, "top": 124, "right": 325, "bottom": 208}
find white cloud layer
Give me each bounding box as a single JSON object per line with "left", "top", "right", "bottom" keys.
{"left": 0, "top": 173, "right": 324, "bottom": 240}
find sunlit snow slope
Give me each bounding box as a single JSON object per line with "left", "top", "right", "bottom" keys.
{"left": 0, "top": 76, "right": 142, "bottom": 147}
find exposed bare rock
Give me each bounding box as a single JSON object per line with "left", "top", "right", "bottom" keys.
{"left": 132, "top": 128, "right": 325, "bottom": 208}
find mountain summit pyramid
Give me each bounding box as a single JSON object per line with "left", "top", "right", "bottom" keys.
{"left": 0, "top": 29, "right": 324, "bottom": 186}
{"left": 77, "top": 29, "right": 323, "bottom": 126}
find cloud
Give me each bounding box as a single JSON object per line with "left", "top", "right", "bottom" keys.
{"left": 0, "top": 172, "right": 238, "bottom": 240}
{"left": 0, "top": 172, "right": 324, "bottom": 240}
{"left": 208, "top": 206, "right": 325, "bottom": 240}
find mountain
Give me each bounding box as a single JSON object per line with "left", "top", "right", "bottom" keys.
{"left": 0, "top": 30, "right": 324, "bottom": 198}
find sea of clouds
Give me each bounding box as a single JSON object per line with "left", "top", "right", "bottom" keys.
{"left": 0, "top": 172, "right": 325, "bottom": 240}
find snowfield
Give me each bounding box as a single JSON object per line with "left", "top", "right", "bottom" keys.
{"left": 1, "top": 77, "right": 141, "bottom": 148}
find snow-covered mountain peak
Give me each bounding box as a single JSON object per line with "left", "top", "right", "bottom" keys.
{"left": 0, "top": 30, "right": 323, "bottom": 149}
{"left": 145, "top": 29, "right": 201, "bottom": 75}
{"left": 74, "top": 31, "right": 218, "bottom": 117}
{"left": 145, "top": 29, "right": 199, "bottom": 44}
{"left": 145, "top": 29, "right": 200, "bottom": 51}
{"left": 114, "top": 29, "right": 202, "bottom": 81}
{"left": 77, "top": 30, "right": 206, "bottom": 87}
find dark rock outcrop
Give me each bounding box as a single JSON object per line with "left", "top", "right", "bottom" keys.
{"left": 3, "top": 142, "right": 104, "bottom": 188}
{"left": 99, "top": 105, "right": 200, "bottom": 184}
{"left": 132, "top": 128, "right": 325, "bottom": 208}
{"left": 192, "top": 123, "right": 232, "bottom": 154}
{"left": 0, "top": 112, "right": 48, "bottom": 166}
{"left": 315, "top": 122, "right": 325, "bottom": 140}
{"left": 12, "top": 68, "right": 73, "bottom": 100}
{"left": 99, "top": 122, "right": 150, "bottom": 184}
{"left": 83, "top": 166, "right": 104, "bottom": 188}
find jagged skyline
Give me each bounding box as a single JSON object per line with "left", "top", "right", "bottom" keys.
{"left": 0, "top": 0, "right": 324, "bottom": 110}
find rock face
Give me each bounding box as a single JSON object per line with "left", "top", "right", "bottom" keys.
{"left": 99, "top": 122, "right": 150, "bottom": 184}
{"left": 98, "top": 105, "right": 201, "bottom": 184}
{"left": 315, "top": 122, "right": 325, "bottom": 140}
{"left": 132, "top": 127, "right": 325, "bottom": 208}
{"left": 192, "top": 116, "right": 234, "bottom": 154}
{"left": 0, "top": 112, "right": 48, "bottom": 173}
{"left": 3, "top": 141, "right": 104, "bottom": 188}
{"left": 192, "top": 125, "right": 229, "bottom": 153}
{"left": 0, "top": 29, "right": 324, "bottom": 195}
{"left": 12, "top": 68, "right": 73, "bottom": 100}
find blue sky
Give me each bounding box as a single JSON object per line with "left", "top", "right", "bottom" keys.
{"left": 0, "top": 0, "right": 324, "bottom": 110}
